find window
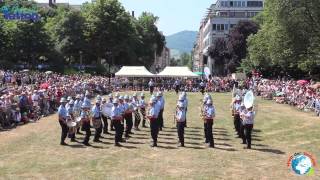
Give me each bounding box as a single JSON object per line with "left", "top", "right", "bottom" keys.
{"left": 230, "top": 1, "right": 233, "bottom": 7}
{"left": 229, "top": 11, "right": 235, "bottom": 17}
{"left": 221, "top": 24, "right": 224, "bottom": 31}
{"left": 217, "top": 24, "right": 221, "bottom": 31}
{"left": 234, "top": 12, "right": 246, "bottom": 17}
{"left": 247, "top": 1, "right": 263, "bottom": 7}
{"left": 225, "top": 24, "right": 229, "bottom": 30}
{"left": 230, "top": 24, "right": 236, "bottom": 29}
{"left": 213, "top": 24, "right": 216, "bottom": 30}
{"left": 242, "top": 1, "right": 246, "bottom": 7}
{"left": 219, "top": 11, "right": 229, "bottom": 17}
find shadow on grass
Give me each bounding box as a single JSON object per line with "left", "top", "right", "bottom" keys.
{"left": 215, "top": 143, "right": 232, "bottom": 147}
{"left": 158, "top": 133, "right": 175, "bottom": 137}
{"left": 185, "top": 142, "right": 203, "bottom": 146}
{"left": 157, "top": 145, "right": 178, "bottom": 149}
{"left": 253, "top": 129, "right": 262, "bottom": 132}
{"left": 184, "top": 133, "right": 203, "bottom": 136}
{"left": 121, "top": 145, "right": 138, "bottom": 149}
{"left": 214, "top": 147, "right": 237, "bottom": 152}
{"left": 184, "top": 146, "right": 205, "bottom": 150}
{"left": 158, "top": 141, "right": 178, "bottom": 145}
{"left": 213, "top": 133, "right": 230, "bottom": 137}
{"left": 68, "top": 144, "right": 86, "bottom": 148}
{"left": 185, "top": 137, "right": 203, "bottom": 140}
{"left": 252, "top": 144, "right": 268, "bottom": 147}
{"left": 214, "top": 137, "right": 231, "bottom": 141}
{"left": 158, "top": 136, "right": 176, "bottom": 140}
{"left": 90, "top": 145, "right": 105, "bottom": 149}
{"left": 131, "top": 136, "right": 149, "bottom": 140}
{"left": 251, "top": 148, "right": 285, "bottom": 155}
{"left": 126, "top": 141, "right": 145, "bottom": 145}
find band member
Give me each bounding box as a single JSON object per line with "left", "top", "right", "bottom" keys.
{"left": 124, "top": 95, "right": 133, "bottom": 138}
{"left": 108, "top": 94, "right": 115, "bottom": 131}
{"left": 148, "top": 79, "right": 155, "bottom": 95}
{"left": 241, "top": 106, "right": 255, "bottom": 149}
{"left": 58, "top": 97, "right": 68, "bottom": 145}
{"left": 101, "top": 98, "right": 110, "bottom": 134}
{"left": 147, "top": 98, "right": 159, "bottom": 147}
{"left": 175, "top": 103, "right": 186, "bottom": 147}
{"left": 111, "top": 99, "right": 123, "bottom": 146}
{"left": 132, "top": 93, "right": 141, "bottom": 130}
{"left": 239, "top": 103, "right": 247, "bottom": 144}
{"left": 182, "top": 92, "right": 188, "bottom": 127}
{"left": 139, "top": 93, "right": 147, "bottom": 128}
{"left": 118, "top": 96, "right": 126, "bottom": 142}
{"left": 83, "top": 91, "right": 91, "bottom": 108}
{"left": 81, "top": 103, "right": 91, "bottom": 146}
{"left": 156, "top": 92, "right": 165, "bottom": 130}
{"left": 204, "top": 99, "right": 215, "bottom": 148}
{"left": 74, "top": 94, "right": 82, "bottom": 134}
{"left": 67, "top": 100, "right": 76, "bottom": 142}
{"left": 232, "top": 96, "right": 242, "bottom": 137}
{"left": 92, "top": 100, "right": 102, "bottom": 142}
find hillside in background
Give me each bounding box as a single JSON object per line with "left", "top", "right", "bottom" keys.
{"left": 166, "top": 30, "right": 198, "bottom": 58}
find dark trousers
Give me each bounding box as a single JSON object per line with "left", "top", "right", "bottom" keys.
{"left": 134, "top": 110, "right": 141, "bottom": 128}
{"left": 82, "top": 121, "right": 91, "bottom": 144}
{"left": 184, "top": 108, "right": 188, "bottom": 127}
{"left": 125, "top": 114, "right": 133, "bottom": 136}
{"left": 159, "top": 109, "right": 164, "bottom": 129}
{"left": 240, "top": 122, "right": 246, "bottom": 143}
{"left": 113, "top": 120, "right": 122, "bottom": 144}
{"left": 102, "top": 115, "right": 109, "bottom": 133}
{"left": 234, "top": 114, "right": 241, "bottom": 135}
{"left": 59, "top": 120, "right": 68, "bottom": 143}
{"left": 176, "top": 122, "right": 185, "bottom": 145}
{"left": 110, "top": 120, "right": 115, "bottom": 130}
{"left": 244, "top": 124, "right": 253, "bottom": 148}
{"left": 204, "top": 122, "right": 207, "bottom": 140}
{"left": 140, "top": 108, "right": 146, "bottom": 127}
{"left": 205, "top": 121, "right": 214, "bottom": 146}
{"left": 150, "top": 119, "right": 159, "bottom": 145}
{"left": 200, "top": 87, "right": 205, "bottom": 95}
{"left": 94, "top": 119, "right": 102, "bottom": 141}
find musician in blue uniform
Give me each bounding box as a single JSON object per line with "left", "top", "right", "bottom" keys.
{"left": 58, "top": 98, "right": 68, "bottom": 145}
{"left": 132, "top": 93, "right": 141, "bottom": 130}
{"left": 232, "top": 96, "right": 242, "bottom": 138}
{"left": 175, "top": 103, "right": 186, "bottom": 147}
{"left": 81, "top": 103, "right": 91, "bottom": 146}
{"left": 92, "top": 100, "right": 102, "bottom": 142}
{"left": 139, "top": 93, "right": 147, "bottom": 128}
{"left": 156, "top": 92, "right": 165, "bottom": 130}
{"left": 74, "top": 94, "right": 83, "bottom": 135}
{"left": 101, "top": 98, "right": 110, "bottom": 134}
{"left": 108, "top": 94, "right": 115, "bottom": 131}
{"left": 147, "top": 98, "right": 159, "bottom": 147}
{"left": 124, "top": 95, "right": 133, "bottom": 138}
{"left": 241, "top": 106, "right": 255, "bottom": 149}
{"left": 148, "top": 79, "right": 155, "bottom": 95}
{"left": 67, "top": 100, "right": 76, "bottom": 142}
{"left": 118, "top": 96, "right": 126, "bottom": 142}
{"left": 111, "top": 99, "right": 123, "bottom": 146}
{"left": 204, "top": 99, "right": 215, "bottom": 148}
{"left": 182, "top": 92, "right": 188, "bottom": 127}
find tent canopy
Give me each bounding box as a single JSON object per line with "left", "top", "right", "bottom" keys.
{"left": 115, "top": 66, "right": 155, "bottom": 77}
{"left": 157, "top": 66, "right": 199, "bottom": 78}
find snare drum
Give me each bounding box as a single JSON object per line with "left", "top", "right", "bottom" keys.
{"left": 92, "top": 117, "right": 102, "bottom": 128}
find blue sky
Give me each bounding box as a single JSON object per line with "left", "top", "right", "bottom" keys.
{"left": 34, "top": 0, "right": 215, "bottom": 35}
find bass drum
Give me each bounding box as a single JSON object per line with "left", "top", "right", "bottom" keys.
{"left": 92, "top": 118, "right": 102, "bottom": 129}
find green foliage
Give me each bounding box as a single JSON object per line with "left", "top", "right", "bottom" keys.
{"left": 243, "top": 0, "right": 320, "bottom": 79}
{"left": 0, "top": 0, "right": 165, "bottom": 72}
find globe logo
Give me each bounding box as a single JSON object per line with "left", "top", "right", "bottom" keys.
{"left": 288, "top": 152, "right": 316, "bottom": 176}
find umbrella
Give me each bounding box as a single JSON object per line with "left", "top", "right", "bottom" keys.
{"left": 40, "top": 83, "right": 50, "bottom": 89}
{"left": 21, "top": 69, "right": 29, "bottom": 73}
{"left": 45, "top": 71, "right": 53, "bottom": 74}
{"left": 297, "top": 80, "right": 309, "bottom": 86}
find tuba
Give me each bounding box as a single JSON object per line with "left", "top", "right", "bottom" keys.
{"left": 67, "top": 115, "right": 77, "bottom": 134}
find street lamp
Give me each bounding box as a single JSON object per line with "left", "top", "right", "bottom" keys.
{"left": 79, "top": 50, "right": 83, "bottom": 71}
{"left": 105, "top": 51, "right": 113, "bottom": 85}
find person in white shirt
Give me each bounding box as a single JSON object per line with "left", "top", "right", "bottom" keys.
{"left": 148, "top": 79, "right": 155, "bottom": 95}
{"left": 132, "top": 93, "right": 141, "bottom": 130}
{"left": 232, "top": 96, "right": 242, "bottom": 137}
{"left": 204, "top": 99, "right": 215, "bottom": 148}
{"left": 241, "top": 106, "right": 255, "bottom": 149}
{"left": 111, "top": 99, "right": 123, "bottom": 146}
{"left": 147, "top": 98, "right": 159, "bottom": 147}
{"left": 175, "top": 103, "right": 186, "bottom": 147}
{"left": 156, "top": 92, "right": 165, "bottom": 130}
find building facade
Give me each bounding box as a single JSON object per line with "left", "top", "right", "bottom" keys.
{"left": 193, "top": 0, "right": 264, "bottom": 75}
{"left": 152, "top": 46, "right": 171, "bottom": 73}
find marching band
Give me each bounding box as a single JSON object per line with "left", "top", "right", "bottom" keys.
{"left": 58, "top": 90, "right": 255, "bottom": 150}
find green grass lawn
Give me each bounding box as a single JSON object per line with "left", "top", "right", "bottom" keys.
{"left": 0, "top": 92, "right": 319, "bottom": 179}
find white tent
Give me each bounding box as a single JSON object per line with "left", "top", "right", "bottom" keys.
{"left": 157, "top": 66, "right": 199, "bottom": 78}
{"left": 115, "top": 66, "right": 155, "bottom": 77}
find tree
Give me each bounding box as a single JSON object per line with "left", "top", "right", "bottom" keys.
{"left": 208, "top": 38, "right": 228, "bottom": 75}
{"left": 226, "top": 20, "right": 259, "bottom": 73}
{"left": 242, "top": 0, "right": 320, "bottom": 79}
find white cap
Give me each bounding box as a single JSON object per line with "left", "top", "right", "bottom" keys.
{"left": 178, "top": 103, "right": 184, "bottom": 108}
{"left": 178, "top": 95, "right": 184, "bottom": 101}
{"left": 76, "top": 94, "right": 81, "bottom": 99}
{"left": 156, "top": 92, "right": 162, "bottom": 97}
{"left": 119, "top": 96, "right": 124, "bottom": 100}
{"left": 124, "top": 95, "right": 129, "bottom": 100}
{"left": 133, "top": 93, "right": 137, "bottom": 97}
{"left": 206, "top": 99, "right": 212, "bottom": 105}
{"left": 81, "top": 103, "right": 90, "bottom": 108}
{"left": 69, "top": 100, "right": 74, "bottom": 105}
{"left": 67, "top": 96, "right": 72, "bottom": 101}
{"left": 108, "top": 94, "right": 113, "bottom": 98}
{"left": 140, "top": 93, "right": 145, "bottom": 97}
{"left": 236, "top": 95, "right": 241, "bottom": 101}
{"left": 85, "top": 91, "right": 90, "bottom": 96}
{"left": 115, "top": 93, "right": 119, "bottom": 97}
{"left": 102, "top": 98, "right": 107, "bottom": 102}
{"left": 95, "top": 100, "right": 101, "bottom": 104}
{"left": 112, "top": 99, "right": 119, "bottom": 104}
{"left": 60, "top": 98, "right": 67, "bottom": 103}
{"left": 96, "top": 95, "right": 102, "bottom": 101}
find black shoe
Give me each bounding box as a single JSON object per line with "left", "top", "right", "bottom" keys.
{"left": 120, "top": 139, "right": 126, "bottom": 142}
{"left": 243, "top": 147, "right": 251, "bottom": 149}
{"left": 242, "top": 142, "right": 246, "bottom": 144}
{"left": 71, "top": 139, "right": 77, "bottom": 142}
{"left": 77, "top": 132, "right": 84, "bottom": 135}
{"left": 93, "top": 139, "right": 102, "bottom": 143}
{"left": 178, "top": 144, "right": 184, "bottom": 147}
{"left": 103, "top": 131, "right": 110, "bottom": 134}
{"left": 208, "top": 144, "right": 214, "bottom": 148}
{"left": 115, "top": 143, "right": 122, "bottom": 147}
{"left": 129, "top": 132, "right": 134, "bottom": 134}
{"left": 111, "top": 128, "right": 115, "bottom": 131}
{"left": 60, "top": 142, "right": 68, "bottom": 146}
{"left": 142, "top": 125, "right": 147, "bottom": 128}
{"left": 150, "top": 143, "right": 157, "bottom": 147}
{"left": 83, "top": 142, "right": 91, "bottom": 146}
{"left": 159, "top": 127, "right": 162, "bottom": 131}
